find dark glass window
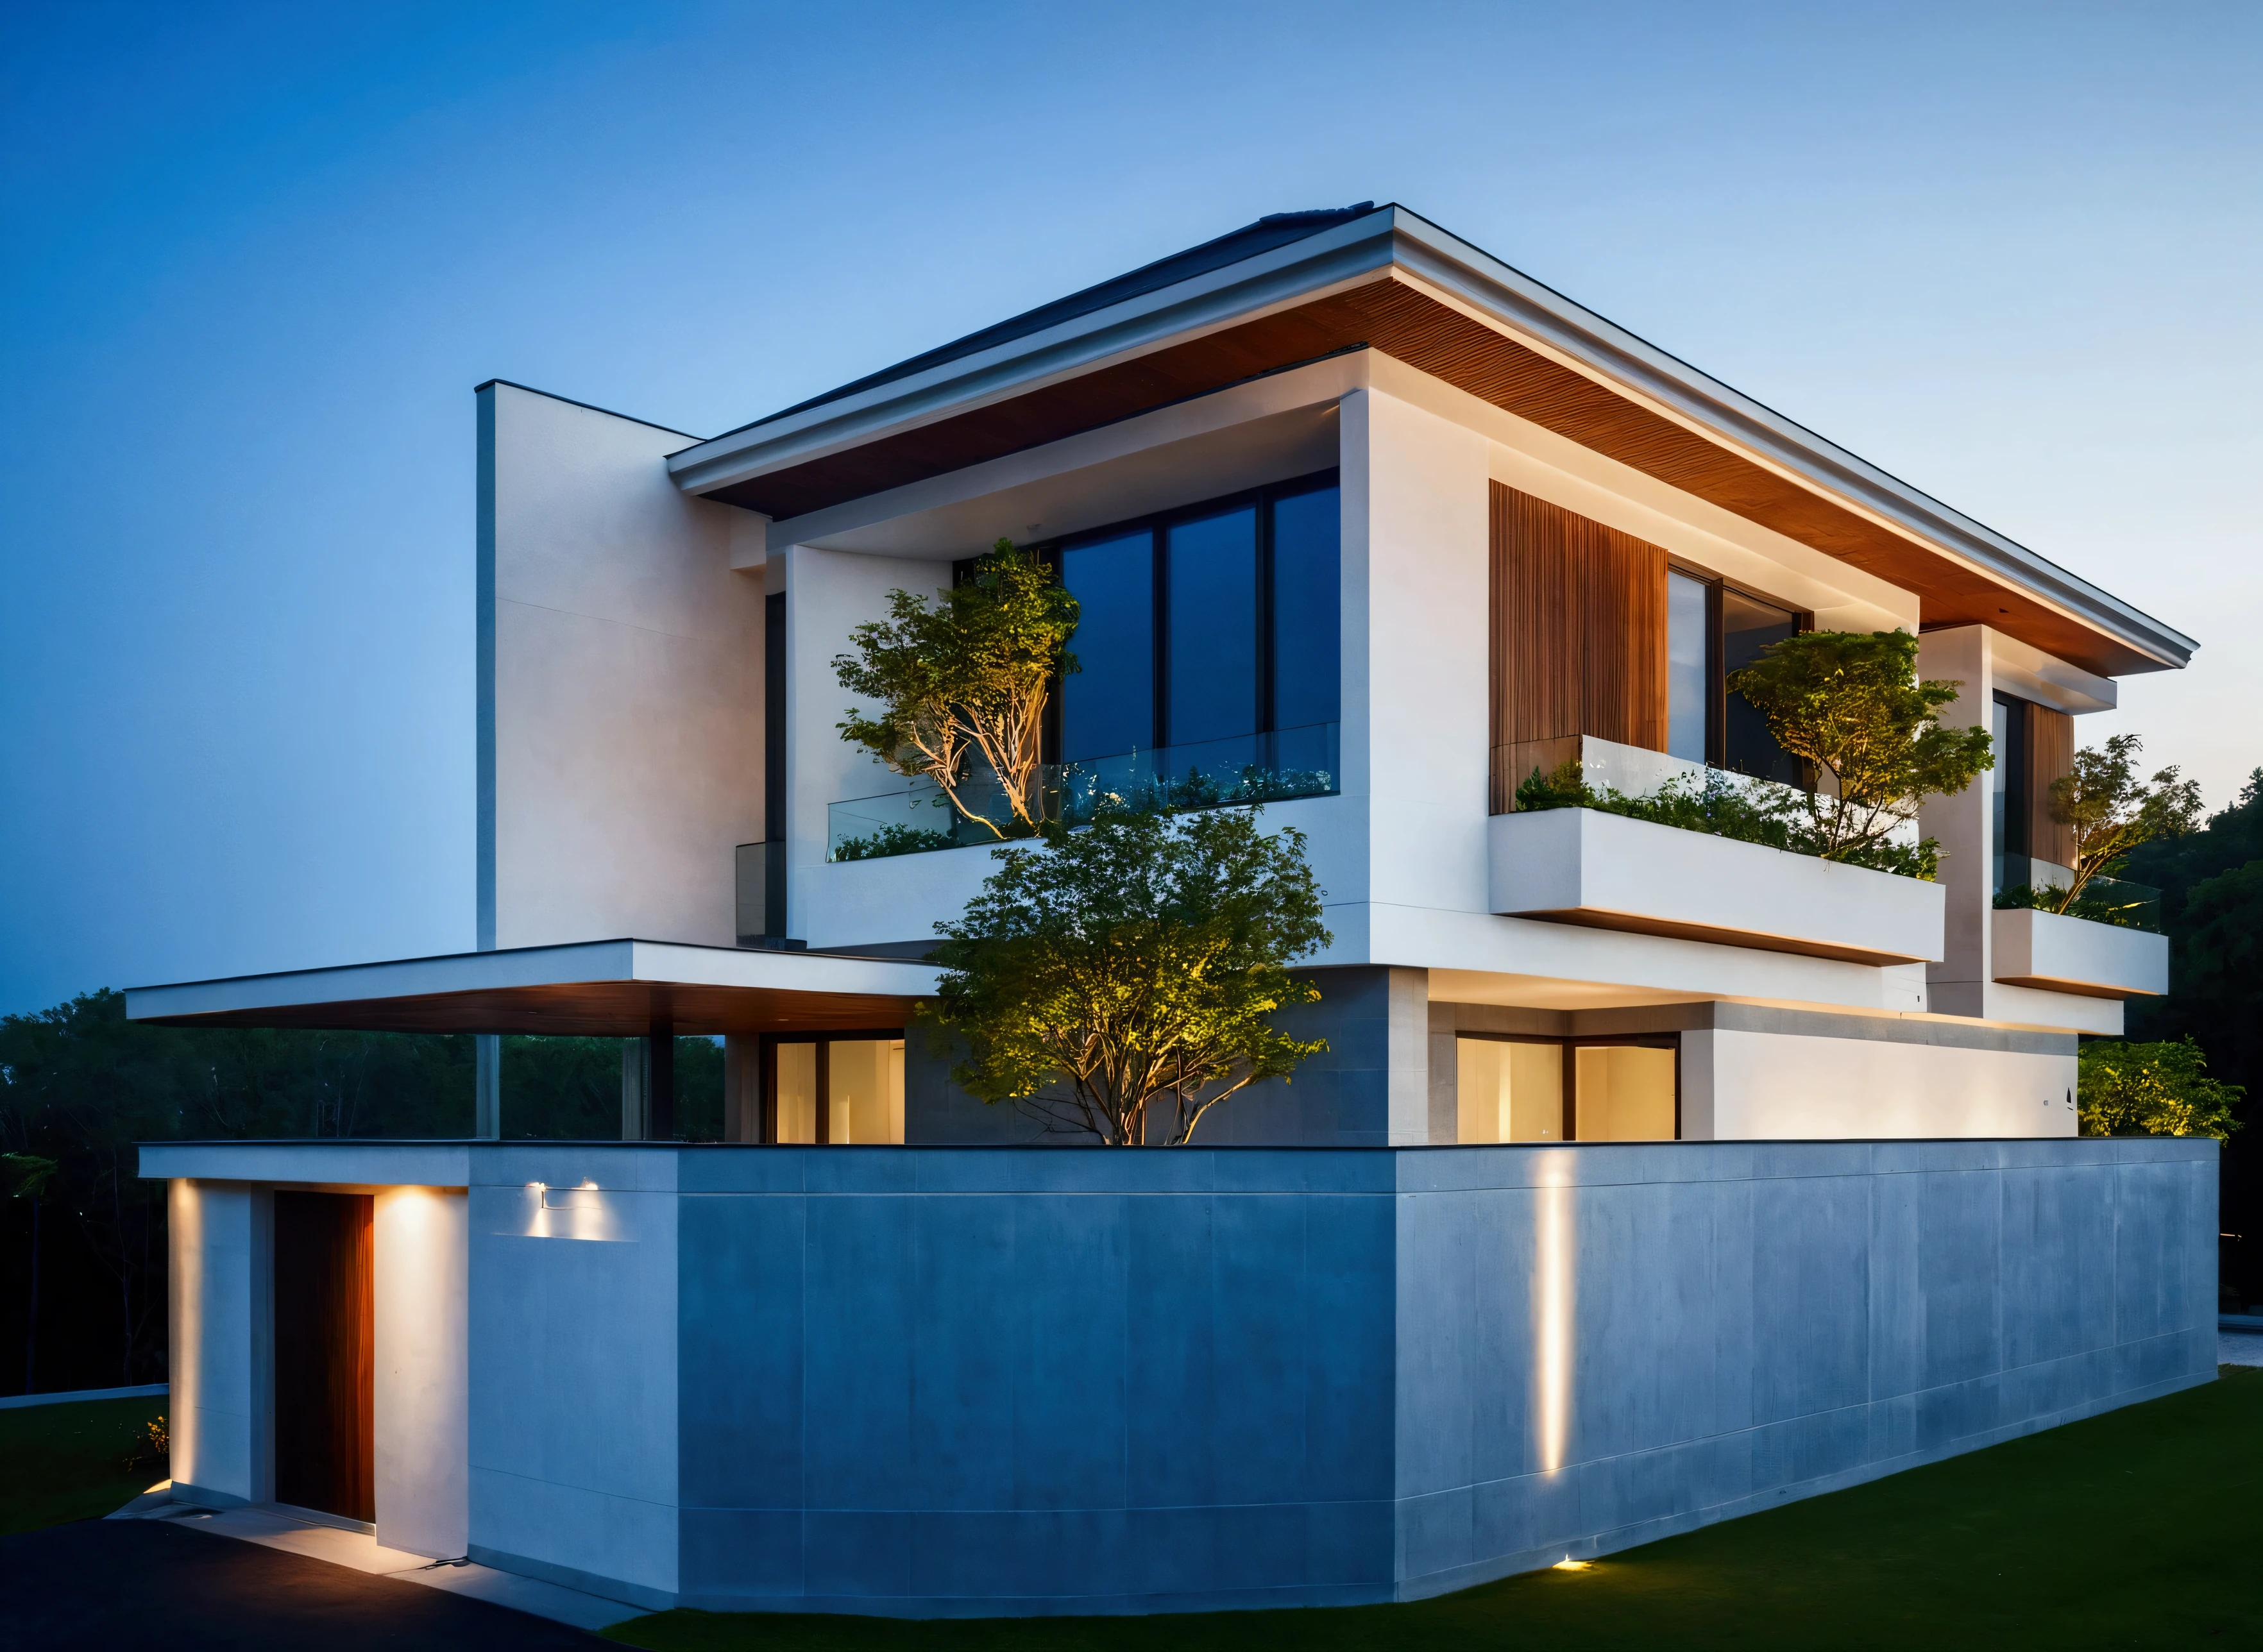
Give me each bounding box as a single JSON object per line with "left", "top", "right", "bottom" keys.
{"left": 1666, "top": 571, "right": 1710, "bottom": 763}
{"left": 1991, "top": 691, "right": 2030, "bottom": 893}
{"left": 1720, "top": 589, "right": 1799, "bottom": 783}
{"left": 1663, "top": 568, "right": 1801, "bottom": 782}
{"left": 1059, "top": 531, "right": 1155, "bottom": 762}
{"left": 1053, "top": 474, "right": 1338, "bottom": 764}
{"left": 1164, "top": 507, "right": 1259, "bottom": 748}
{"left": 1269, "top": 485, "right": 1341, "bottom": 730}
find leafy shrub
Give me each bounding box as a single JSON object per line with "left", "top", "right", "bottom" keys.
{"left": 1994, "top": 881, "right": 2158, "bottom": 931}
{"left": 1514, "top": 761, "right": 1939, "bottom": 878}
{"left": 2078, "top": 1037, "right": 2244, "bottom": 1140}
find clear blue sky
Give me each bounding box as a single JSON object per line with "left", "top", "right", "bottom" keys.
{"left": 3, "top": 1, "right": 2257, "bottom": 1015}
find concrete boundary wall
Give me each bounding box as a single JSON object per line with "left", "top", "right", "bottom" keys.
{"left": 142, "top": 1138, "right": 2217, "bottom": 1618}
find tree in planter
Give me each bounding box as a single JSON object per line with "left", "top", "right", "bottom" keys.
{"left": 2042, "top": 734, "right": 2202, "bottom": 911}
{"left": 925, "top": 807, "right": 1330, "bottom": 1145}
{"left": 2078, "top": 1036, "right": 2244, "bottom": 1140}
{"left": 833, "top": 540, "right": 1080, "bottom": 838}
{"left": 1726, "top": 628, "right": 1994, "bottom": 875}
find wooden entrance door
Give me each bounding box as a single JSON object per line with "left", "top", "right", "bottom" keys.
{"left": 273, "top": 1191, "right": 374, "bottom": 1521}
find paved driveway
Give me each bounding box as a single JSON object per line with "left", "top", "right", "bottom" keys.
{"left": 1, "top": 1519, "right": 609, "bottom": 1649}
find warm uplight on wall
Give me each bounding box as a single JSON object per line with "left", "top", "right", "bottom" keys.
{"left": 1535, "top": 1167, "right": 1575, "bottom": 1475}
{"left": 1552, "top": 1558, "right": 1592, "bottom": 1572}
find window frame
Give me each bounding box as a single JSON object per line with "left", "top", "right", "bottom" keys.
{"left": 1664, "top": 557, "right": 1811, "bottom": 777}
{"left": 1026, "top": 468, "right": 1343, "bottom": 764}
{"left": 1453, "top": 1030, "right": 1682, "bottom": 1142}
{"left": 758, "top": 1028, "right": 906, "bottom": 1145}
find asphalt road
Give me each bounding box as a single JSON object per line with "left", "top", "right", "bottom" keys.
{"left": 0, "top": 1518, "right": 604, "bottom": 1649}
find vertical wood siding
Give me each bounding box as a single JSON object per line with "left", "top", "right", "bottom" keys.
{"left": 2028, "top": 705, "right": 2077, "bottom": 869}
{"left": 1489, "top": 482, "right": 1670, "bottom": 812}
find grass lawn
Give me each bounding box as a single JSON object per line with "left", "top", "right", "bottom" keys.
{"left": 606, "top": 1366, "right": 2263, "bottom": 1651}
{"left": 0, "top": 1392, "right": 168, "bottom": 1537}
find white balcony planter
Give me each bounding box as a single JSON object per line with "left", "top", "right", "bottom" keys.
{"left": 1487, "top": 807, "right": 1945, "bottom": 966}
{"left": 1992, "top": 907, "right": 2169, "bottom": 998}
{"left": 799, "top": 840, "right": 1004, "bottom": 954}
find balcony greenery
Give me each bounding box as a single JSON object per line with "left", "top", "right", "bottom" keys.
{"left": 1516, "top": 628, "right": 2000, "bottom": 881}
{"left": 1992, "top": 879, "right": 2160, "bottom": 931}
{"left": 832, "top": 539, "right": 1079, "bottom": 839}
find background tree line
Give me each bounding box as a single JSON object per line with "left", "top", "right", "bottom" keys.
{"left": 2121, "top": 769, "right": 2263, "bottom": 1311}
{"left": 0, "top": 993, "right": 723, "bottom": 1395}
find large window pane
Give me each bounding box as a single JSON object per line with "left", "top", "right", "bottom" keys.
{"left": 1721, "top": 589, "right": 1799, "bottom": 782}
{"left": 826, "top": 1038, "right": 905, "bottom": 1144}
{"left": 1060, "top": 531, "right": 1155, "bottom": 761}
{"left": 1456, "top": 1037, "right": 1563, "bottom": 1143}
{"left": 1667, "top": 571, "right": 1709, "bottom": 763}
{"left": 1164, "top": 507, "right": 1259, "bottom": 747}
{"left": 1574, "top": 1045, "right": 1677, "bottom": 1141}
{"left": 1269, "top": 486, "right": 1340, "bottom": 731}
{"left": 774, "top": 1042, "right": 816, "bottom": 1144}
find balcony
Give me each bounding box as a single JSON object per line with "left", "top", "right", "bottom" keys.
{"left": 1488, "top": 805, "right": 1945, "bottom": 966}
{"left": 1992, "top": 907, "right": 2169, "bottom": 998}
{"left": 827, "top": 723, "right": 1340, "bottom": 862}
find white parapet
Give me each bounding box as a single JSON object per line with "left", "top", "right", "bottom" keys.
{"left": 1487, "top": 806, "right": 1945, "bottom": 966}
{"left": 1992, "top": 906, "right": 2169, "bottom": 999}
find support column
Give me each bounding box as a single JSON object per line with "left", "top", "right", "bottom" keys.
{"left": 621, "top": 1040, "right": 648, "bottom": 1141}
{"left": 473, "top": 1035, "right": 501, "bottom": 1140}
{"left": 648, "top": 1016, "right": 675, "bottom": 1141}
{"left": 723, "top": 1034, "right": 759, "bottom": 1143}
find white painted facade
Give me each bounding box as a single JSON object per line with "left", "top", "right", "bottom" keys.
{"left": 147, "top": 206, "right": 2197, "bottom": 1150}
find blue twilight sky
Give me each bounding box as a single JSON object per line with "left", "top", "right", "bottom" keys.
{"left": 2, "top": 1, "right": 2258, "bottom": 1014}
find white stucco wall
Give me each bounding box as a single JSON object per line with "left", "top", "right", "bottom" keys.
{"left": 373, "top": 1186, "right": 468, "bottom": 1560}
{"left": 1681, "top": 1027, "right": 2078, "bottom": 1140}
{"left": 479, "top": 382, "right": 765, "bottom": 950}
{"left": 166, "top": 1179, "right": 271, "bottom": 1506}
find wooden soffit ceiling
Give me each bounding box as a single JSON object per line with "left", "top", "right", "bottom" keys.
{"left": 137, "top": 981, "right": 920, "bottom": 1038}
{"left": 709, "top": 274, "right": 2150, "bottom": 677}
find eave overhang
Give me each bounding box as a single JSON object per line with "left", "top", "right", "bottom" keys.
{"left": 669, "top": 205, "right": 2192, "bottom": 679}
{"left": 124, "top": 940, "right": 938, "bottom": 1038}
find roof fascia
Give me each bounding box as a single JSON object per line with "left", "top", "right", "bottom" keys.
{"left": 1380, "top": 209, "right": 2194, "bottom": 671}
{"left": 665, "top": 209, "right": 1402, "bottom": 494}
{"left": 124, "top": 939, "right": 938, "bottom": 1023}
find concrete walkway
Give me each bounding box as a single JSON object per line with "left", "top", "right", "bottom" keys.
{"left": 96, "top": 1483, "right": 646, "bottom": 1633}
{"left": 0, "top": 1517, "right": 623, "bottom": 1649}
{"left": 2222, "top": 1331, "right": 2263, "bottom": 1368}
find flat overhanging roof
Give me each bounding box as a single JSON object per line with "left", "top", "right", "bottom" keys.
{"left": 124, "top": 940, "right": 939, "bottom": 1037}
{"left": 668, "top": 203, "right": 2194, "bottom": 680}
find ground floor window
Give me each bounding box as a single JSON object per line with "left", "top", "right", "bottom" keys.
{"left": 763, "top": 1032, "right": 905, "bottom": 1143}
{"left": 1455, "top": 1033, "right": 1679, "bottom": 1142}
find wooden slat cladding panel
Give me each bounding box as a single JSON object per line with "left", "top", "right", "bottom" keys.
{"left": 1488, "top": 482, "right": 1668, "bottom": 811}
{"left": 717, "top": 274, "right": 2151, "bottom": 677}
{"left": 2028, "top": 705, "right": 2077, "bottom": 868}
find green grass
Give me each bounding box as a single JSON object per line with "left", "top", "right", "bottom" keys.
{"left": 0, "top": 1392, "right": 168, "bottom": 1536}
{"left": 606, "top": 1367, "right": 2263, "bottom": 1651}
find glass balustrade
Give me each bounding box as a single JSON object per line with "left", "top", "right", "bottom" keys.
{"left": 827, "top": 723, "right": 1340, "bottom": 862}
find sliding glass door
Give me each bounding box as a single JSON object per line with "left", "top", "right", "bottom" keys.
{"left": 765, "top": 1032, "right": 906, "bottom": 1144}
{"left": 1454, "top": 1034, "right": 1679, "bottom": 1142}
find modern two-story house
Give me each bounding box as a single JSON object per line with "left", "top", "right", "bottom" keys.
{"left": 129, "top": 205, "right": 2214, "bottom": 1619}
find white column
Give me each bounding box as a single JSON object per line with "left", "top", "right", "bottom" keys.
{"left": 166, "top": 1180, "right": 272, "bottom": 1507}
{"left": 373, "top": 1186, "right": 469, "bottom": 1560}
{"left": 1918, "top": 626, "right": 1995, "bottom": 1019}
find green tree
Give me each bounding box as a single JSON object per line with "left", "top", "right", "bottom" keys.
{"left": 2078, "top": 1036, "right": 2244, "bottom": 1140}
{"left": 926, "top": 807, "right": 1331, "bottom": 1145}
{"left": 833, "top": 541, "right": 1080, "bottom": 837}
{"left": 2045, "top": 734, "right": 2203, "bottom": 909}
{"left": 1726, "top": 628, "right": 1993, "bottom": 870}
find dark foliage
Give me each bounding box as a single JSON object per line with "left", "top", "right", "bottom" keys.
{"left": 2121, "top": 769, "right": 2263, "bottom": 1308}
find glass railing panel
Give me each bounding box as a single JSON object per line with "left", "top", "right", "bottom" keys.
{"left": 826, "top": 723, "right": 1340, "bottom": 862}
